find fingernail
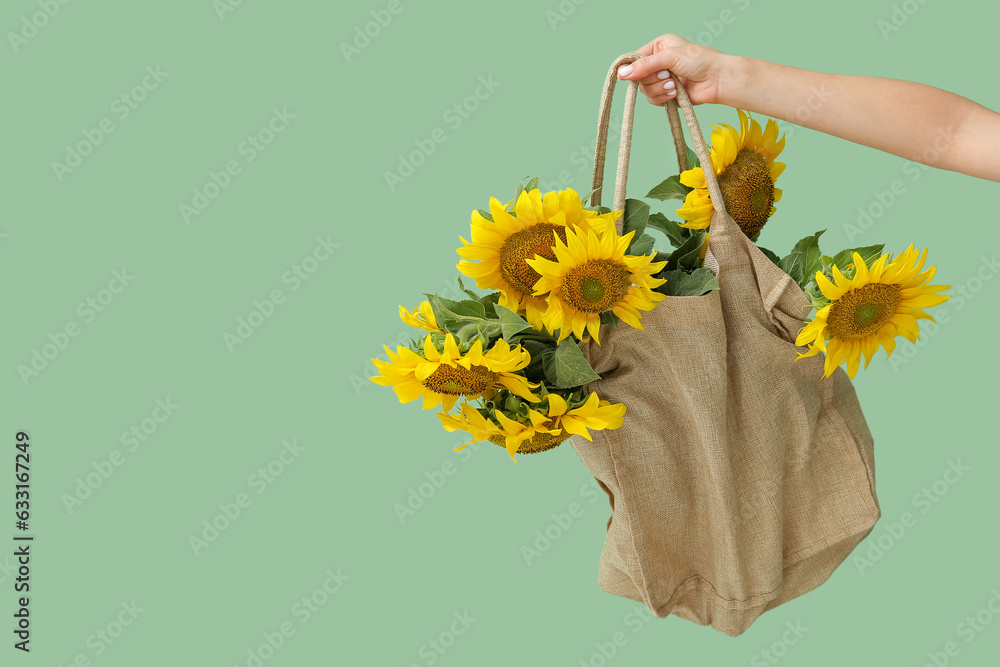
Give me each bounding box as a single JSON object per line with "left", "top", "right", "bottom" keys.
{"left": 662, "top": 80, "right": 675, "bottom": 90}
{"left": 656, "top": 70, "right": 671, "bottom": 80}
{"left": 618, "top": 65, "right": 632, "bottom": 77}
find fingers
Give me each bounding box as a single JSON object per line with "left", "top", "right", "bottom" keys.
{"left": 638, "top": 68, "right": 674, "bottom": 86}
{"left": 644, "top": 79, "right": 677, "bottom": 106}
{"left": 637, "top": 70, "right": 676, "bottom": 106}
{"left": 636, "top": 33, "right": 690, "bottom": 56}
{"left": 621, "top": 34, "right": 721, "bottom": 106}
{"left": 635, "top": 38, "right": 658, "bottom": 56}
{"left": 618, "top": 49, "right": 677, "bottom": 106}
{"left": 618, "top": 48, "right": 680, "bottom": 82}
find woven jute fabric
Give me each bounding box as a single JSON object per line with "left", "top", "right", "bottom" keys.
{"left": 571, "top": 53, "right": 880, "bottom": 637}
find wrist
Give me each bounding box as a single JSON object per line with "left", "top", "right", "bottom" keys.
{"left": 716, "top": 54, "right": 749, "bottom": 108}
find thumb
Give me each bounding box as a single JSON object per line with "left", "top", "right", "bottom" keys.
{"left": 617, "top": 49, "right": 682, "bottom": 81}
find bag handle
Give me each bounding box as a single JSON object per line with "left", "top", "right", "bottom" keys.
{"left": 588, "top": 53, "right": 809, "bottom": 342}
{"left": 590, "top": 52, "right": 728, "bottom": 234}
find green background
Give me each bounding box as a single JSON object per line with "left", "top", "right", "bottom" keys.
{"left": 2, "top": 0, "right": 998, "bottom": 665}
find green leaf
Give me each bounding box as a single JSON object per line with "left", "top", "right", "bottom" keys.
{"left": 656, "top": 268, "right": 719, "bottom": 296}
{"left": 830, "top": 244, "right": 885, "bottom": 273}
{"left": 806, "top": 286, "right": 829, "bottom": 311}
{"left": 454, "top": 323, "right": 481, "bottom": 342}
{"left": 519, "top": 340, "right": 552, "bottom": 384}
{"left": 425, "top": 331, "right": 446, "bottom": 351}
{"left": 454, "top": 321, "right": 500, "bottom": 349}
{"left": 664, "top": 231, "right": 706, "bottom": 271}
{"left": 456, "top": 277, "right": 479, "bottom": 301}
{"left": 504, "top": 393, "right": 531, "bottom": 419}
{"left": 646, "top": 175, "right": 691, "bottom": 202}
{"left": 647, "top": 212, "right": 688, "bottom": 248}
{"left": 494, "top": 304, "right": 533, "bottom": 340}
{"left": 437, "top": 295, "right": 485, "bottom": 319}
{"left": 621, "top": 198, "right": 649, "bottom": 243}
{"left": 514, "top": 176, "right": 528, "bottom": 203}
{"left": 676, "top": 239, "right": 706, "bottom": 270}
{"left": 476, "top": 208, "right": 493, "bottom": 221}
{"left": 480, "top": 320, "right": 502, "bottom": 340}
{"left": 550, "top": 339, "right": 601, "bottom": 389}
{"left": 514, "top": 176, "right": 540, "bottom": 204}
{"left": 757, "top": 246, "right": 781, "bottom": 266}
{"left": 777, "top": 230, "right": 826, "bottom": 288}
{"left": 629, "top": 233, "right": 655, "bottom": 257}
{"left": 425, "top": 294, "right": 488, "bottom": 334}
{"left": 578, "top": 187, "right": 599, "bottom": 206}
{"left": 479, "top": 291, "right": 501, "bottom": 314}
{"left": 686, "top": 144, "right": 700, "bottom": 170}
{"left": 540, "top": 347, "right": 558, "bottom": 386}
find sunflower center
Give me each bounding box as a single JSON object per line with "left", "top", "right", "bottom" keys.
{"left": 826, "top": 283, "right": 901, "bottom": 340}
{"left": 498, "top": 223, "right": 568, "bottom": 295}
{"left": 488, "top": 431, "right": 571, "bottom": 454}
{"left": 421, "top": 364, "right": 497, "bottom": 396}
{"left": 561, "top": 260, "right": 631, "bottom": 313}
{"left": 717, "top": 148, "right": 774, "bottom": 238}
{"left": 579, "top": 276, "right": 606, "bottom": 303}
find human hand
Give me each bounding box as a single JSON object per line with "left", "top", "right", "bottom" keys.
{"left": 616, "top": 34, "right": 732, "bottom": 107}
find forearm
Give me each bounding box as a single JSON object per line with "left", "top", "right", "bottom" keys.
{"left": 719, "top": 55, "right": 1000, "bottom": 181}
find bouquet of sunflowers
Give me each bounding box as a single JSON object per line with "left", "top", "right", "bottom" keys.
{"left": 371, "top": 109, "right": 949, "bottom": 459}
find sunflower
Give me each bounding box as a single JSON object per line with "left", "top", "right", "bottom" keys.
{"left": 795, "top": 246, "right": 950, "bottom": 378}
{"left": 399, "top": 300, "right": 441, "bottom": 332}
{"left": 438, "top": 402, "right": 568, "bottom": 460}
{"left": 456, "top": 187, "right": 621, "bottom": 329}
{"left": 539, "top": 392, "right": 626, "bottom": 441}
{"left": 370, "top": 334, "right": 540, "bottom": 411}
{"left": 526, "top": 227, "right": 666, "bottom": 343}
{"left": 676, "top": 109, "right": 786, "bottom": 239}
{"left": 439, "top": 392, "right": 626, "bottom": 461}
{"left": 438, "top": 402, "right": 509, "bottom": 447}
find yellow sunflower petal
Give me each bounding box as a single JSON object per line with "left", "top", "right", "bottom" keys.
{"left": 679, "top": 167, "right": 707, "bottom": 189}
{"left": 546, "top": 394, "right": 568, "bottom": 417}
{"left": 816, "top": 271, "right": 847, "bottom": 301}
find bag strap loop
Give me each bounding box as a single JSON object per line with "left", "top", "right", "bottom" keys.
{"left": 590, "top": 52, "right": 729, "bottom": 233}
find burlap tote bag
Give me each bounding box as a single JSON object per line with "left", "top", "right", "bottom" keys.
{"left": 571, "top": 53, "right": 881, "bottom": 637}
